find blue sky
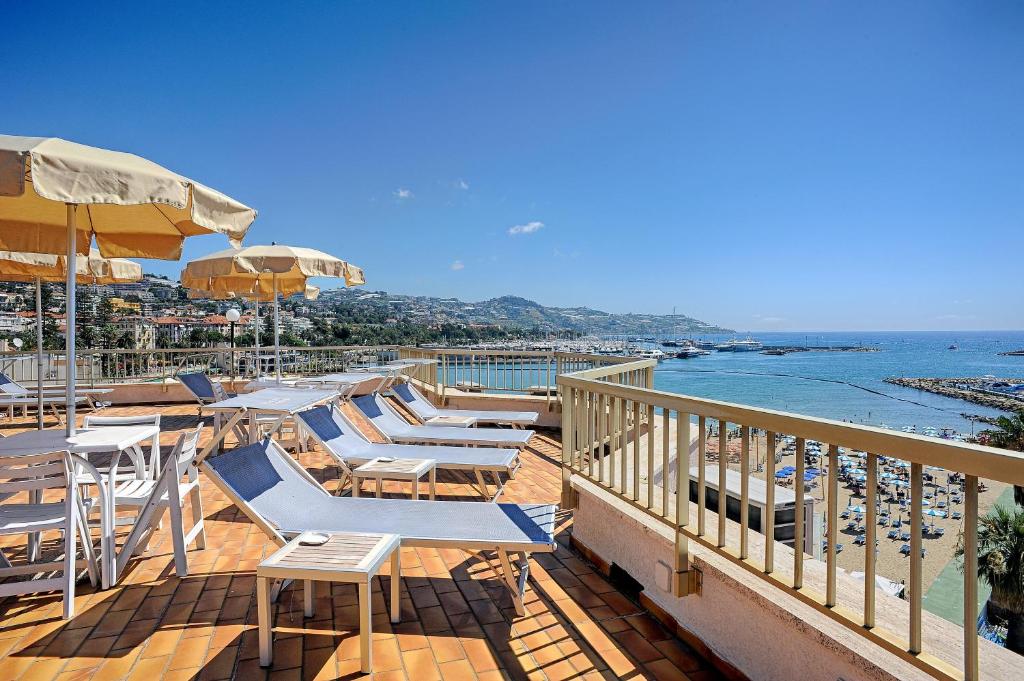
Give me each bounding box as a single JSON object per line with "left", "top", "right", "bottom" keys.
{"left": 5, "top": 2, "right": 1022, "bottom": 331}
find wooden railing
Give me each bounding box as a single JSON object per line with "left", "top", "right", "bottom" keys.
{"left": 558, "top": 359, "right": 1024, "bottom": 681}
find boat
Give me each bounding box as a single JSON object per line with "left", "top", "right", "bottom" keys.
{"left": 676, "top": 346, "right": 711, "bottom": 358}
{"left": 634, "top": 348, "right": 666, "bottom": 361}
{"left": 715, "top": 338, "right": 763, "bottom": 352}
{"left": 948, "top": 344, "right": 958, "bottom": 350}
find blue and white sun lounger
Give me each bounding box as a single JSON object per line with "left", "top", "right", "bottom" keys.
{"left": 390, "top": 382, "right": 538, "bottom": 428}
{"left": 353, "top": 394, "right": 534, "bottom": 449}
{"left": 200, "top": 437, "right": 556, "bottom": 614}
{"left": 296, "top": 405, "right": 520, "bottom": 501}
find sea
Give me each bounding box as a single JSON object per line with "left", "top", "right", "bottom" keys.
{"left": 647, "top": 331, "right": 1024, "bottom": 435}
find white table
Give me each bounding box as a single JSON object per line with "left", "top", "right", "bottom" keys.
{"left": 257, "top": 532, "right": 401, "bottom": 672}
{"left": 425, "top": 415, "right": 478, "bottom": 428}
{"left": 202, "top": 388, "right": 341, "bottom": 456}
{"left": 351, "top": 458, "right": 436, "bottom": 500}
{"left": 0, "top": 425, "right": 161, "bottom": 589}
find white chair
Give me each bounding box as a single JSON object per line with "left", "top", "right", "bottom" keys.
{"left": 0, "top": 450, "right": 102, "bottom": 619}
{"left": 82, "top": 413, "right": 162, "bottom": 481}
{"left": 113, "top": 426, "right": 206, "bottom": 579}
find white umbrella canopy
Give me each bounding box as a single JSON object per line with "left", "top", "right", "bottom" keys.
{"left": 0, "top": 250, "right": 142, "bottom": 428}
{"left": 0, "top": 134, "right": 257, "bottom": 433}
{"left": 181, "top": 244, "right": 363, "bottom": 379}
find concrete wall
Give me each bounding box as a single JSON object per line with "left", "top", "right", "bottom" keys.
{"left": 571, "top": 478, "right": 933, "bottom": 681}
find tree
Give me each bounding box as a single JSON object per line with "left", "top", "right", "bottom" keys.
{"left": 958, "top": 505, "right": 1024, "bottom": 653}
{"left": 981, "top": 411, "right": 1024, "bottom": 506}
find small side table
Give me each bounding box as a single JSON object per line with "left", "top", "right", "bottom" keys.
{"left": 352, "top": 458, "right": 437, "bottom": 500}
{"left": 426, "top": 414, "right": 478, "bottom": 428}
{"left": 257, "top": 532, "right": 401, "bottom": 673}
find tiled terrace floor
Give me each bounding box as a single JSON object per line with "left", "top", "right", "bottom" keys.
{"left": 0, "top": 404, "right": 724, "bottom": 680}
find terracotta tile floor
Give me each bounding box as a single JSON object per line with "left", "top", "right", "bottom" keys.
{"left": 0, "top": 404, "right": 724, "bottom": 680}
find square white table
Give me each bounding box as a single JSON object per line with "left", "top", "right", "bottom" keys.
{"left": 425, "top": 415, "right": 478, "bottom": 428}
{"left": 351, "top": 458, "right": 436, "bottom": 499}
{"left": 0, "top": 425, "right": 161, "bottom": 589}
{"left": 257, "top": 532, "right": 401, "bottom": 672}
{"left": 201, "top": 387, "right": 341, "bottom": 456}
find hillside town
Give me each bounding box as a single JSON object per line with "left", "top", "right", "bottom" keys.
{"left": 0, "top": 278, "right": 727, "bottom": 351}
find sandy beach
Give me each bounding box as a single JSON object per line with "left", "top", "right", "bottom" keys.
{"left": 705, "top": 429, "right": 1011, "bottom": 595}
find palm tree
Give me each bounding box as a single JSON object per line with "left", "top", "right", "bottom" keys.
{"left": 981, "top": 411, "right": 1024, "bottom": 506}
{"left": 958, "top": 505, "right": 1024, "bottom": 653}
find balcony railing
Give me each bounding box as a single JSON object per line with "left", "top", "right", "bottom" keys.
{"left": 558, "top": 358, "right": 1024, "bottom": 681}
{"left": 0, "top": 346, "right": 401, "bottom": 386}
{"left": 396, "top": 347, "right": 643, "bottom": 408}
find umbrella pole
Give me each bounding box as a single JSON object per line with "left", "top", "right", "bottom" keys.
{"left": 254, "top": 292, "right": 260, "bottom": 376}
{"left": 65, "top": 204, "right": 77, "bottom": 436}
{"left": 273, "top": 274, "right": 281, "bottom": 381}
{"left": 35, "top": 277, "right": 44, "bottom": 430}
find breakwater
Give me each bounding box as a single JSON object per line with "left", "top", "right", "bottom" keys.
{"left": 884, "top": 377, "right": 1024, "bottom": 413}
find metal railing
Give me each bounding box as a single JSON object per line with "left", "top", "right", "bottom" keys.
{"left": 397, "top": 347, "right": 642, "bottom": 408}
{"left": 558, "top": 359, "right": 1024, "bottom": 681}
{"left": 0, "top": 346, "right": 401, "bottom": 387}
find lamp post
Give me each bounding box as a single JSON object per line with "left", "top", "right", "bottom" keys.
{"left": 226, "top": 307, "right": 241, "bottom": 384}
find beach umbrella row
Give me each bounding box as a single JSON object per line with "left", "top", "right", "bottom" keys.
{"left": 0, "top": 250, "right": 142, "bottom": 428}
{"left": 0, "top": 135, "right": 257, "bottom": 434}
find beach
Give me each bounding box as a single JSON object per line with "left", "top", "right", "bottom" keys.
{"left": 706, "top": 430, "right": 1011, "bottom": 596}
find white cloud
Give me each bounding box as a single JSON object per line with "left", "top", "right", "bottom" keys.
{"left": 394, "top": 188, "right": 414, "bottom": 200}
{"left": 450, "top": 260, "right": 465, "bottom": 271}
{"left": 508, "top": 220, "right": 544, "bottom": 236}
{"left": 456, "top": 179, "right": 469, "bottom": 190}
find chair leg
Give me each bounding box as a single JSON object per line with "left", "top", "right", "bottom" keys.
{"left": 75, "top": 496, "right": 99, "bottom": 587}
{"left": 189, "top": 477, "right": 206, "bottom": 550}
{"left": 63, "top": 507, "right": 78, "bottom": 619}
{"left": 167, "top": 492, "right": 189, "bottom": 578}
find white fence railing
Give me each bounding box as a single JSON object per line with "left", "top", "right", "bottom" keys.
{"left": 558, "top": 359, "right": 1024, "bottom": 681}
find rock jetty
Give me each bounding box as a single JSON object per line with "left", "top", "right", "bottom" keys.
{"left": 885, "top": 377, "right": 1024, "bottom": 413}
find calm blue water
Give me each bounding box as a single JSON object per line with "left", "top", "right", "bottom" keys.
{"left": 650, "top": 331, "right": 1024, "bottom": 434}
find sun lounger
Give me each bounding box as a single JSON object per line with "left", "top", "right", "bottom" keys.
{"left": 296, "top": 405, "right": 520, "bottom": 501}
{"left": 0, "top": 372, "right": 112, "bottom": 409}
{"left": 353, "top": 394, "right": 534, "bottom": 449}
{"left": 390, "top": 382, "right": 538, "bottom": 428}
{"left": 199, "top": 438, "right": 557, "bottom": 615}
{"left": 177, "top": 371, "right": 234, "bottom": 408}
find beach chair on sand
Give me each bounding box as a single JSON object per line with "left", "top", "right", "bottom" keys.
{"left": 296, "top": 405, "right": 520, "bottom": 502}
{"left": 199, "top": 438, "right": 557, "bottom": 615}
{"left": 353, "top": 394, "right": 534, "bottom": 449}
{"left": 390, "top": 381, "right": 538, "bottom": 428}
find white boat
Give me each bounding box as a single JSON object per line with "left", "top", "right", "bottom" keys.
{"left": 676, "top": 347, "right": 711, "bottom": 358}
{"left": 634, "top": 348, "right": 666, "bottom": 361}
{"left": 715, "top": 338, "right": 763, "bottom": 352}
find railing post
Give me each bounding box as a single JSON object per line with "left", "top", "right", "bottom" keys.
{"left": 560, "top": 382, "right": 576, "bottom": 509}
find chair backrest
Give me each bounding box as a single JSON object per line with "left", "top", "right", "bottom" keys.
{"left": 0, "top": 450, "right": 74, "bottom": 515}
{"left": 0, "top": 372, "right": 28, "bottom": 396}
{"left": 352, "top": 394, "right": 411, "bottom": 434}
{"left": 296, "top": 405, "right": 374, "bottom": 459}
{"left": 165, "top": 425, "right": 204, "bottom": 482}
{"left": 178, "top": 372, "right": 217, "bottom": 403}
{"left": 201, "top": 438, "right": 330, "bottom": 538}
{"left": 391, "top": 381, "right": 439, "bottom": 420}
{"left": 84, "top": 413, "right": 162, "bottom": 428}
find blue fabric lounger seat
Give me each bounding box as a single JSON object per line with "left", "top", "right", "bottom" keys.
{"left": 296, "top": 404, "right": 520, "bottom": 500}
{"left": 201, "top": 438, "right": 557, "bottom": 613}
{"left": 391, "top": 382, "right": 539, "bottom": 427}
{"left": 353, "top": 393, "right": 534, "bottom": 448}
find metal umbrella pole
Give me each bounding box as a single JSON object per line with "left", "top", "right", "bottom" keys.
{"left": 273, "top": 273, "right": 281, "bottom": 381}
{"left": 34, "top": 276, "right": 44, "bottom": 429}
{"left": 65, "top": 205, "right": 76, "bottom": 436}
